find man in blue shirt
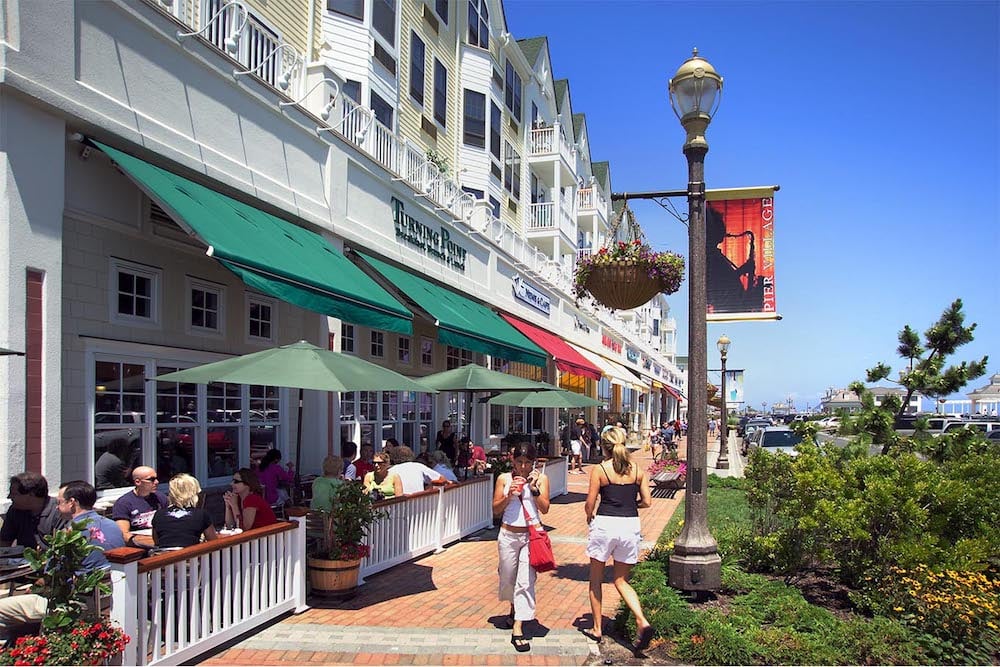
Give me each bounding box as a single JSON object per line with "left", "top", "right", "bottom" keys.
{"left": 0, "top": 480, "right": 125, "bottom": 640}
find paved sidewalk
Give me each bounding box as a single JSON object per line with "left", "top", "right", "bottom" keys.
{"left": 197, "top": 445, "right": 684, "bottom": 666}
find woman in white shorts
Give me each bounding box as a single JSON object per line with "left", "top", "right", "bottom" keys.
{"left": 584, "top": 427, "right": 653, "bottom": 654}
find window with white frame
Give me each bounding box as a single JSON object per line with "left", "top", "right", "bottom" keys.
{"left": 246, "top": 294, "right": 275, "bottom": 343}
{"left": 370, "top": 330, "right": 385, "bottom": 358}
{"left": 327, "top": 0, "right": 364, "bottom": 20}
{"left": 372, "top": 0, "right": 396, "bottom": 47}
{"left": 490, "top": 101, "right": 501, "bottom": 161}
{"left": 463, "top": 89, "right": 485, "bottom": 148}
{"left": 187, "top": 278, "right": 224, "bottom": 335}
{"left": 433, "top": 59, "right": 448, "bottom": 127}
{"left": 110, "top": 258, "right": 161, "bottom": 326}
{"left": 409, "top": 32, "right": 425, "bottom": 105}
{"left": 341, "top": 323, "right": 356, "bottom": 353}
{"left": 421, "top": 337, "right": 434, "bottom": 366}
{"left": 435, "top": 0, "right": 448, "bottom": 24}
{"left": 397, "top": 336, "right": 411, "bottom": 364}
{"left": 467, "top": 0, "right": 488, "bottom": 49}
{"left": 445, "top": 346, "right": 473, "bottom": 370}
{"left": 504, "top": 141, "right": 521, "bottom": 199}
{"left": 505, "top": 60, "right": 522, "bottom": 122}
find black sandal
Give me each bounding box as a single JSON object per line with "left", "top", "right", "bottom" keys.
{"left": 580, "top": 629, "right": 603, "bottom": 644}
{"left": 511, "top": 634, "right": 530, "bottom": 652}
{"left": 633, "top": 625, "right": 654, "bottom": 654}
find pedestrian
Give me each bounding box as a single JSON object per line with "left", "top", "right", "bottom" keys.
{"left": 708, "top": 418, "right": 718, "bottom": 439}
{"left": 492, "top": 442, "right": 550, "bottom": 653}
{"left": 584, "top": 427, "right": 654, "bottom": 655}
{"left": 569, "top": 418, "right": 586, "bottom": 474}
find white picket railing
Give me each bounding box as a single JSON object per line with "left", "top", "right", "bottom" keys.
{"left": 108, "top": 520, "right": 308, "bottom": 666}
{"left": 362, "top": 477, "right": 493, "bottom": 579}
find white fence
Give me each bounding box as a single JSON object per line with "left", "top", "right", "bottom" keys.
{"left": 107, "top": 520, "right": 308, "bottom": 666}
{"left": 105, "top": 475, "right": 502, "bottom": 665}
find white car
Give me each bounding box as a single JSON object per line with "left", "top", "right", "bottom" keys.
{"left": 747, "top": 426, "right": 803, "bottom": 456}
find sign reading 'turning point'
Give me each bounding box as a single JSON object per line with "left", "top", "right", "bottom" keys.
{"left": 392, "top": 197, "right": 467, "bottom": 271}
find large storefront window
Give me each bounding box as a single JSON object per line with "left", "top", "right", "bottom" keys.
{"left": 343, "top": 390, "right": 434, "bottom": 453}
{"left": 94, "top": 361, "right": 146, "bottom": 490}
{"left": 91, "top": 354, "right": 284, "bottom": 492}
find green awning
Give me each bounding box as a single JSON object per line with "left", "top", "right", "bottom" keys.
{"left": 92, "top": 141, "right": 413, "bottom": 335}
{"left": 357, "top": 253, "right": 547, "bottom": 367}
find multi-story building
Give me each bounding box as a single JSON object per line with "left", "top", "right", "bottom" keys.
{"left": 0, "top": 0, "right": 683, "bottom": 497}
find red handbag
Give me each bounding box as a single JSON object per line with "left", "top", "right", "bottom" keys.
{"left": 520, "top": 500, "right": 556, "bottom": 573}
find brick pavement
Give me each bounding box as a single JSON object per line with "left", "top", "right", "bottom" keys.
{"left": 197, "top": 443, "right": 685, "bottom": 666}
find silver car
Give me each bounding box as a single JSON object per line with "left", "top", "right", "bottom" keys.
{"left": 747, "top": 426, "right": 803, "bottom": 457}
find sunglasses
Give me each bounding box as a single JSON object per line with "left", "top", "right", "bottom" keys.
{"left": 232, "top": 478, "right": 244, "bottom": 484}
{"left": 141, "top": 476, "right": 158, "bottom": 482}
{"left": 373, "top": 459, "right": 388, "bottom": 465}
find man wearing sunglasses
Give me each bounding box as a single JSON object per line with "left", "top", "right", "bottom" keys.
{"left": 112, "top": 466, "right": 167, "bottom": 548}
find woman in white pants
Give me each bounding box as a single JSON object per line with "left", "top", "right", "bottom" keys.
{"left": 492, "top": 442, "right": 550, "bottom": 652}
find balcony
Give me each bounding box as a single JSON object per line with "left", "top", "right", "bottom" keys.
{"left": 527, "top": 121, "right": 576, "bottom": 185}
{"left": 577, "top": 186, "right": 608, "bottom": 214}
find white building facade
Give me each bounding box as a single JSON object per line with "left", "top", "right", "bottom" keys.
{"left": 0, "top": 0, "right": 684, "bottom": 499}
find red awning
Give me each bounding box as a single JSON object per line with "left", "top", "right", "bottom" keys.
{"left": 499, "top": 313, "right": 603, "bottom": 381}
{"left": 664, "top": 386, "right": 682, "bottom": 400}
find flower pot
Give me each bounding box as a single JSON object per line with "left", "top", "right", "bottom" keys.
{"left": 584, "top": 260, "right": 681, "bottom": 310}
{"left": 308, "top": 557, "right": 361, "bottom": 599}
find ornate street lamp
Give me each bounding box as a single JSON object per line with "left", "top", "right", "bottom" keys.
{"left": 667, "top": 48, "right": 723, "bottom": 592}
{"left": 716, "top": 334, "right": 731, "bottom": 470}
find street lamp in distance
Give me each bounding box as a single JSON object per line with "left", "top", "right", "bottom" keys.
{"left": 667, "top": 47, "right": 723, "bottom": 593}
{"left": 716, "top": 334, "right": 731, "bottom": 470}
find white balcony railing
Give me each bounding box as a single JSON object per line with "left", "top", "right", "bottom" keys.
{"left": 529, "top": 121, "right": 576, "bottom": 167}
{"left": 577, "top": 186, "right": 608, "bottom": 214}
{"left": 529, "top": 202, "right": 554, "bottom": 230}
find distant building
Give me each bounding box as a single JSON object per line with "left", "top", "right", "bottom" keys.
{"left": 869, "top": 387, "right": 922, "bottom": 414}
{"left": 967, "top": 373, "right": 1000, "bottom": 416}
{"left": 819, "top": 388, "right": 862, "bottom": 414}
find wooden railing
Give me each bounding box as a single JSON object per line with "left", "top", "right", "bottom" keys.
{"left": 106, "top": 520, "right": 307, "bottom": 666}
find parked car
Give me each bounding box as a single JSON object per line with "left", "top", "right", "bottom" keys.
{"left": 815, "top": 416, "right": 841, "bottom": 432}
{"left": 741, "top": 418, "right": 772, "bottom": 454}
{"left": 746, "top": 426, "right": 803, "bottom": 457}
{"left": 987, "top": 430, "right": 1000, "bottom": 441}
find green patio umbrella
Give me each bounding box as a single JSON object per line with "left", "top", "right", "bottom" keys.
{"left": 155, "top": 341, "right": 433, "bottom": 499}
{"left": 488, "top": 389, "right": 602, "bottom": 408}
{"left": 418, "top": 364, "right": 559, "bottom": 440}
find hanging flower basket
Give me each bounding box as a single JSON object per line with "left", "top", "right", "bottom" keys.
{"left": 575, "top": 242, "right": 685, "bottom": 310}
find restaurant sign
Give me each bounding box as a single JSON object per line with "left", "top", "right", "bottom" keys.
{"left": 392, "top": 197, "right": 467, "bottom": 271}
{"left": 626, "top": 347, "right": 639, "bottom": 363}
{"left": 574, "top": 316, "right": 591, "bottom": 333}
{"left": 512, "top": 276, "right": 551, "bottom": 315}
{"left": 602, "top": 334, "right": 622, "bottom": 354}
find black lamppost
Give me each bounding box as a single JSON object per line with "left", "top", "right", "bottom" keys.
{"left": 667, "top": 48, "right": 723, "bottom": 592}
{"left": 716, "top": 334, "right": 730, "bottom": 470}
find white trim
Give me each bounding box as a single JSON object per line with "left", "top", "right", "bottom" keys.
{"left": 420, "top": 336, "right": 434, "bottom": 367}
{"left": 396, "top": 334, "right": 412, "bottom": 366}
{"left": 108, "top": 257, "right": 162, "bottom": 329}
{"left": 185, "top": 276, "right": 226, "bottom": 338}
{"left": 370, "top": 329, "right": 385, "bottom": 358}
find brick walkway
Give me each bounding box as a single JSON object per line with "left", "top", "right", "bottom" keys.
{"left": 197, "top": 443, "right": 686, "bottom": 666}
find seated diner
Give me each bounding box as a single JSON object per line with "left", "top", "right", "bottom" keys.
{"left": 223, "top": 468, "right": 277, "bottom": 531}
{"left": 151, "top": 474, "right": 218, "bottom": 548}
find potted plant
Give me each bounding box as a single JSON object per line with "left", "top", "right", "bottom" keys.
{"left": 307, "top": 482, "right": 387, "bottom": 599}
{"left": 0, "top": 520, "right": 129, "bottom": 665}
{"left": 649, "top": 452, "right": 687, "bottom": 489}
{"left": 575, "top": 238, "right": 685, "bottom": 310}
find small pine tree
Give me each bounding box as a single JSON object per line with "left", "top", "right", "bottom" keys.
{"left": 850, "top": 299, "right": 988, "bottom": 455}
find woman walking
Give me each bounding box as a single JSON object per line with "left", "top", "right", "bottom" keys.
{"left": 491, "top": 442, "right": 550, "bottom": 652}
{"left": 584, "top": 427, "right": 654, "bottom": 654}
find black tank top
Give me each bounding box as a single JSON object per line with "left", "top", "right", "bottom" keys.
{"left": 596, "top": 463, "right": 640, "bottom": 517}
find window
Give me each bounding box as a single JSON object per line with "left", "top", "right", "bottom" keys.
{"left": 343, "top": 79, "right": 362, "bottom": 104}
{"left": 370, "top": 90, "right": 394, "bottom": 129}
{"left": 409, "top": 32, "right": 425, "bottom": 105}
{"left": 490, "top": 101, "right": 501, "bottom": 160}
{"left": 328, "top": 0, "right": 364, "bottom": 20}
{"left": 531, "top": 101, "right": 539, "bottom": 126}
{"left": 341, "top": 323, "right": 355, "bottom": 353}
{"left": 505, "top": 61, "right": 522, "bottom": 122}
{"left": 433, "top": 59, "right": 448, "bottom": 127}
{"left": 421, "top": 337, "right": 434, "bottom": 366}
{"left": 488, "top": 196, "right": 501, "bottom": 220}
{"left": 246, "top": 294, "right": 275, "bottom": 343}
{"left": 187, "top": 278, "right": 224, "bottom": 334}
{"left": 110, "top": 258, "right": 160, "bottom": 326}
{"left": 398, "top": 336, "right": 411, "bottom": 364}
{"left": 370, "top": 330, "right": 385, "bottom": 358}
{"left": 467, "top": 0, "right": 488, "bottom": 49}
{"left": 372, "top": 0, "right": 396, "bottom": 46}
{"left": 504, "top": 141, "right": 521, "bottom": 199}
{"left": 435, "top": 0, "right": 448, "bottom": 23}
{"left": 373, "top": 42, "right": 397, "bottom": 76}
{"left": 462, "top": 89, "right": 485, "bottom": 147}
{"left": 446, "top": 346, "right": 473, "bottom": 370}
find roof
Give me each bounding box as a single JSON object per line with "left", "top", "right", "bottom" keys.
{"left": 572, "top": 113, "right": 585, "bottom": 141}
{"left": 592, "top": 161, "right": 609, "bottom": 188}
{"left": 969, "top": 373, "right": 1000, "bottom": 398}
{"left": 516, "top": 37, "right": 546, "bottom": 67}
{"left": 553, "top": 79, "right": 568, "bottom": 112}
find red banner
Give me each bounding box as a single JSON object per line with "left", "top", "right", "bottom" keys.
{"left": 705, "top": 188, "right": 778, "bottom": 321}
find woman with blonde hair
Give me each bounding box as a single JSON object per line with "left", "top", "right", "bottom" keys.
{"left": 583, "top": 427, "right": 653, "bottom": 654}
{"left": 151, "top": 474, "right": 218, "bottom": 548}
{"left": 311, "top": 455, "right": 344, "bottom": 513}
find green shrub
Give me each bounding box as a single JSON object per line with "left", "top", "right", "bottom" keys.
{"left": 676, "top": 611, "right": 756, "bottom": 665}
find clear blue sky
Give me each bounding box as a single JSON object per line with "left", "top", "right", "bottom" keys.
{"left": 504, "top": 0, "right": 999, "bottom": 411}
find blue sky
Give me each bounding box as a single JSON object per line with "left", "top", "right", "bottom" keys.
{"left": 504, "top": 0, "right": 999, "bottom": 411}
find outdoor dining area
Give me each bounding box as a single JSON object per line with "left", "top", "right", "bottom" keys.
{"left": 2, "top": 341, "right": 588, "bottom": 666}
